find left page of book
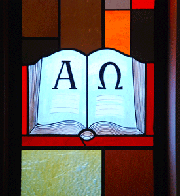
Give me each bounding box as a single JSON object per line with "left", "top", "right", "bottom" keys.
{"left": 29, "top": 50, "right": 86, "bottom": 134}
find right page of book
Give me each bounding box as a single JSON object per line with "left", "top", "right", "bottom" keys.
{"left": 88, "top": 49, "right": 142, "bottom": 135}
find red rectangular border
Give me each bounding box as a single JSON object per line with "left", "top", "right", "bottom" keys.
{"left": 22, "top": 61, "right": 155, "bottom": 142}
{"left": 22, "top": 137, "right": 153, "bottom": 146}
{"left": 22, "top": 63, "right": 154, "bottom": 142}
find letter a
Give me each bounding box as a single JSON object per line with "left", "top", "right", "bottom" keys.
{"left": 52, "top": 61, "right": 77, "bottom": 89}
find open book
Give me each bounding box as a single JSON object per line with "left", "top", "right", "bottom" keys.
{"left": 28, "top": 49, "right": 145, "bottom": 140}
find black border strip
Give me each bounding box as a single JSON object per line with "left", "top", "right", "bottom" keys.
{"left": 86, "top": 56, "right": 88, "bottom": 128}
{"left": 2, "top": 1, "right": 9, "bottom": 195}
{"left": 101, "top": 149, "right": 105, "bottom": 196}
{"left": 22, "top": 37, "right": 59, "bottom": 40}
{"left": 105, "top": 9, "right": 130, "bottom": 11}
{"left": 101, "top": 0, "right": 105, "bottom": 48}
{"left": 58, "top": 0, "right": 61, "bottom": 49}
{"left": 154, "top": 0, "right": 168, "bottom": 195}
{"left": 21, "top": 146, "right": 154, "bottom": 150}
{"left": 7, "top": 1, "right": 22, "bottom": 195}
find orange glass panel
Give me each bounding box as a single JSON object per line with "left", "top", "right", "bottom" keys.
{"left": 105, "top": 11, "right": 130, "bottom": 55}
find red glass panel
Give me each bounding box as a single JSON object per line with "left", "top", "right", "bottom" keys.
{"left": 132, "top": 0, "right": 155, "bottom": 9}
{"left": 22, "top": 66, "right": 27, "bottom": 135}
{"left": 22, "top": 136, "right": 153, "bottom": 146}
{"left": 146, "top": 63, "right": 154, "bottom": 135}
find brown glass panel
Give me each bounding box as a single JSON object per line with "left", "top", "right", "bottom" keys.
{"left": 22, "top": 0, "right": 58, "bottom": 37}
{"left": 61, "top": 0, "right": 101, "bottom": 54}
{"left": 105, "top": 150, "right": 154, "bottom": 196}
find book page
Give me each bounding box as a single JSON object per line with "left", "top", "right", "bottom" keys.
{"left": 37, "top": 50, "right": 86, "bottom": 130}
{"left": 88, "top": 49, "right": 138, "bottom": 133}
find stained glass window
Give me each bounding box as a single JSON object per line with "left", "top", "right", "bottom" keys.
{"left": 19, "top": 0, "right": 169, "bottom": 195}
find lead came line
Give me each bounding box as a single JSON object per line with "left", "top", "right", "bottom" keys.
{"left": 86, "top": 56, "right": 88, "bottom": 129}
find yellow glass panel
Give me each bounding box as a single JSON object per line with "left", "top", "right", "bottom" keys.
{"left": 21, "top": 150, "right": 101, "bottom": 195}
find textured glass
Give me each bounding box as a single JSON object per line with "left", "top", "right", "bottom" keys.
{"left": 105, "top": 11, "right": 130, "bottom": 55}
{"left": 105, "top": 150, "right": 154, "bottom": 196}
{"left": 21, "top": 150, "right": 101, "bottom": 195}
